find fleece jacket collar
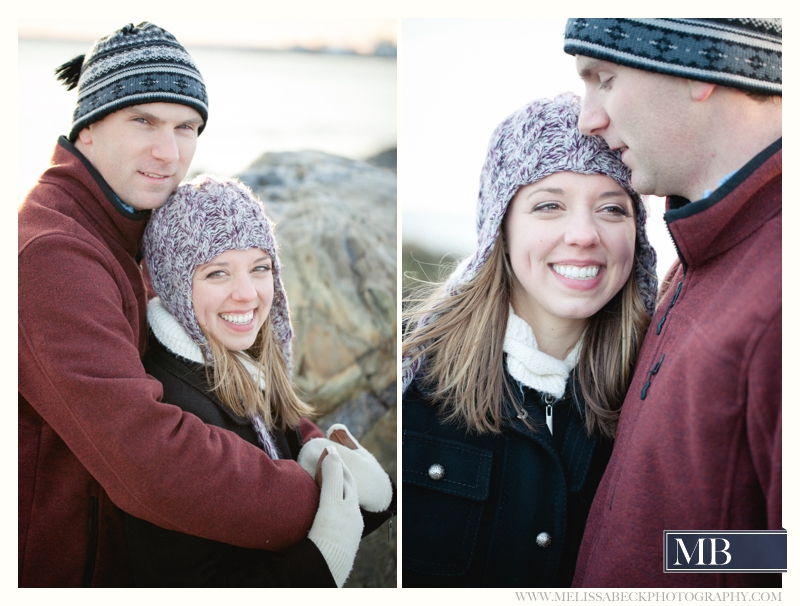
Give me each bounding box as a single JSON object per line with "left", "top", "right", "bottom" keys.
{"left": 665, "top": 139, "right": 781, "bottom": 270}
{"left": 44, "top": 137, "right": 149, "bottom": 258}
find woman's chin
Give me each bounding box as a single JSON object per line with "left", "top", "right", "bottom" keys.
{"left": 210, "top": 330, "right": 260, "bottom": 352}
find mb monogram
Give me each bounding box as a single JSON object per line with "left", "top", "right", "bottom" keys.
{"left": 663, "top": 531, "right": 787, "bottom": 573}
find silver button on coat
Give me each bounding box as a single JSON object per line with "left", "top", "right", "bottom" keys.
{"left": 536, "top": 532, "right": 552, "bottom": 548}
{"left": 427, "top": 463, "right": 445, "bottom": 481}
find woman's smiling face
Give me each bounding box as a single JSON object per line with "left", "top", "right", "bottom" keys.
{"left": 192, "top": 247, "right": 274, "bottom": 351}
{"left": 504, "top": 171, "right": 636, "bottom": 334}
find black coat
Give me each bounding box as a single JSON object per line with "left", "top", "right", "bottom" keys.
{"left": 124, "top": 334, "right": 394, "bottom": 587}
{"left": 402, "top": 371, "right": 612, "bottom": 587}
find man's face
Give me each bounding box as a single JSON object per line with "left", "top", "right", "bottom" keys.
{"left": 575, "top": 55, "right": 703, "bottom": 199}
{"left": 76, "top": 103, "right": 204, "bottom": 211}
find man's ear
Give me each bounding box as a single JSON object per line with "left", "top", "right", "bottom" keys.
{"left": 76, "top": 125, "right": 93, "bottom": 146}
{"left": 689, "top": 80, "right": 716, "bottom": 102}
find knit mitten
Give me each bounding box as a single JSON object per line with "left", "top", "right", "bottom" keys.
{"left": 298, "top": 424, "right": 393, "bottom": 512}
{"left": 307, "top": 448, "right": 363, "bottom": 588}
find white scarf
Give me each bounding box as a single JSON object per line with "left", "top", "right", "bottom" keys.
{"left": 147, "top": 298, "right": 281, "bottom": 459}
{"left": 502, "top": 306, "right": 582, "bottom": 399}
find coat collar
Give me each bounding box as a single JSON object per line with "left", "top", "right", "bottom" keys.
{"left": 665, "top": 139, "right": 782, "bottom": 270}
{"left": 45, "top": 137, "right": 150, "bottom": 258}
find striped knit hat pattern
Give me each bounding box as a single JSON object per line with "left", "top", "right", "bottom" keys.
{"left": 564, "top": 18, "right": 782, "bottom": 96}
{"left": 56, "top": 22, "right": 208, "bottom": 141}
{"left": 144, "top": 175, "right": 293, "bottom": 375}
{"left": 402, "top": 92, "right": 657, "bottom": 393}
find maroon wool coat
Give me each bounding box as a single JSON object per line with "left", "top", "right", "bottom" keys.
{"left": 18, "top": 138, "right": 323, "bottom": 587}
{"left": 572, "top": 140, "right": 782, "bottom": 588}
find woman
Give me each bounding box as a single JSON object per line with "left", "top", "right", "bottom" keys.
{"left": 402, "top": 93, "right": 657, "bottom": 587}
{"left": 126, "top": 175, "right": 394, "bottom": 587}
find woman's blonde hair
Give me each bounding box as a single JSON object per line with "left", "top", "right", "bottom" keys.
{"left": 202, "top": 316, "right": 315, "bottom": 432}
{"left": 403, "top": 225, "right": 651, "bottom": 439}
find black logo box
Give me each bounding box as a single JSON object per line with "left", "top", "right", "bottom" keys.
{"left": 663, "top": 530, "right": 786, "bottom": 573}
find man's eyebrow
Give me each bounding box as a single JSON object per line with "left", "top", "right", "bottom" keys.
{"left": 577, "top": 58, "right": 604, "bottom": 79}
{"left": 181, "top": 115, "right": 205, "bottom": 126}
{"left": 123, "top": 105, "right": 204, "bottom": 126}
{"left": 123, "top": 106, "right": 161, "bottom": 123}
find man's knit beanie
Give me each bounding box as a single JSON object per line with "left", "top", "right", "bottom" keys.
{"left": 144, "top": 175, "right": 293, "bottom": 375}
{"left": 55, "top": 21, "right": 209, "bottom": 141}
{"left": 564, "top": 18, "right": 781, "bottom": 96}
{"left": 402, "top": 92, "right": 658, "bottom": 392}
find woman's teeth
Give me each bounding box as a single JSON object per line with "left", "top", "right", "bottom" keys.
{"left": 220, "top": 310, "right": 254, "bottom": 325}
{"left": 552, "top": 264, "right": 600, "bottom": 280}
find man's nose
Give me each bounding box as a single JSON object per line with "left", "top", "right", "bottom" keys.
{"left": 577, "top": 93, "right": 610, "bottom": 137}
{"left": 151, "top": 128, "right": 180, "bottom": 164}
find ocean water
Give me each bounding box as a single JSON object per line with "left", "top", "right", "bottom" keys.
{"left": 18, "top": 39, "right": 397, "bottom": 200}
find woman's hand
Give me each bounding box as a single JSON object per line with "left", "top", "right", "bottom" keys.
{"left": 299, "top": 424, "right": 393, "bottom": 512}
{"left": 313, "top": 426, "right": 357, "bottom": 486}
{"left": 307, "top": 448, "right": 363, "bottom": 587}
{"left": 314, "top": 449, "right": 328, "bottom": 488}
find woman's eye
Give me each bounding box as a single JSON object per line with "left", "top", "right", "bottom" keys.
{"left": 254, "top": 265, "right": 273, "bottom": 273}
{"left": 533, "top": 202, "right": 561, "bottom": 212}
{"left": 600, "top": 205, "right": 629, "bottom": 216}
{"left": 206, "top": 270, "right": 226, "bottom": 279}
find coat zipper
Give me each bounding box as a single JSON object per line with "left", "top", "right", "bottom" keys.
{"left": 543, "top": 394, "right": 556, "bottom": 435}
{"left": 664, "top": 212, "right": 687, "bottom": 272}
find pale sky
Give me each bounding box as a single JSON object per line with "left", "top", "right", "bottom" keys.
{"left": 400, "top": 18, "right": 683, "bottom": 278}
{"left": 18, "top": 18, "right": 397, "bottom": 54}
{"left": 18, "top": 18, "right": 397, "bottom": 200}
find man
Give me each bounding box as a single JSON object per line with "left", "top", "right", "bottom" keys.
{"left": 563, "top": 18, "right": 781, "bottom": 587}
{"left": 18, "top": 23, "right": 325, "bottom": 587}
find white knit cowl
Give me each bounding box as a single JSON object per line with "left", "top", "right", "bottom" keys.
{"left": 502, "top": 306, "right": 582, "bottom": 399}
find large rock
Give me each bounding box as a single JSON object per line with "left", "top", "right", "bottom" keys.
{"left": 239, "top": 151, "right": 397, "bottom": 414}
{"left": 344, "top": 402, "right": 397, "bottom": 587}
{"left": 238, "top": 151, "right": 397, "bottom": 586}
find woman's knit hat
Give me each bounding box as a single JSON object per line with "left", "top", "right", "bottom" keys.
{"left": 55, "top": 22, "right": 209, "bottom": 141}
{"left": 564, "top": 18, "right": 782, "bottom": 96}
{"left": 144, "top": 175, "right": 293, "bottom": 374}
{"left": 402, "top": 92, "right": 658, "bottom": 392}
